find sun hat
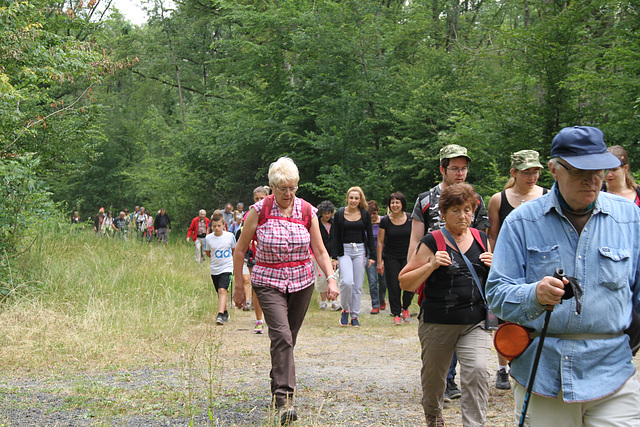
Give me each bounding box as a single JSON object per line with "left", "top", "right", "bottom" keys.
{"left": 511, "top": 150, "right": 544, "bottom": 170}
{"left": 550, "top": 126, "right": 620, "bottom": 170}
{"left": 439, "top": 144, "right": 471, "bottom": 162}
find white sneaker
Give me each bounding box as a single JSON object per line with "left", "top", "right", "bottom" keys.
{"left": 320, "top": 301, "right": 328, "bottom": 310}
{"left": 330, "top": 301, "right": 342, "bottom": 311}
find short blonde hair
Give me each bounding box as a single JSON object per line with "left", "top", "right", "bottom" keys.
{"left": 268, "top": 157, "right": 300, "bottom": 187}
{"left": 346, "top": 186, "right": 368, "bottom": 210}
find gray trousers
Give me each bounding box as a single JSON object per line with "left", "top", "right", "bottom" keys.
{"left": 156, "top": 227, "right": 168, "bottom": 243}
{"left": 252, "top": 284, "right": 314, "bottom": 407}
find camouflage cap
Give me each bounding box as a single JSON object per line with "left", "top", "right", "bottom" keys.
{"left": 511, "top": 150, "right": 544, "bottom": 170}
{"left": 439, "top": 144, "right": 471, "bottom": 162}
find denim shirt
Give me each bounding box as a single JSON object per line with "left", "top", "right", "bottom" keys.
{"left": 486, "top": 184, "right": 640, "bottom": 402}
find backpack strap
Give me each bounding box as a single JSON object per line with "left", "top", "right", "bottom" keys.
{"left": 469, "top": 227, "right": 487, "bottom": 252}
{"left": 257, "top": 194, "right": 275, "bottom": 228}
{"left": 255, "top": 195, "right": 313, "bottom": 233}
{"left": 431, "top": 229, "right": 446, "bottom": 252}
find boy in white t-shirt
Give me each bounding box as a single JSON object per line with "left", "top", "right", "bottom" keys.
{"left": 205, "top": 210, "right": 236, "bottom": 325}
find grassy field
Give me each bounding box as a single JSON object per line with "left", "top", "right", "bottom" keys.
{"left": 1, "top": 229, "right": 220, "bottom": 373}
{"left": 0, "top": 229, "right": 440, "bottom": 426}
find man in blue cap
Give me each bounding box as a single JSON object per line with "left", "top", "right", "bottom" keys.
{"left": 486, "top": 126, "right": 640, "bottom": 425}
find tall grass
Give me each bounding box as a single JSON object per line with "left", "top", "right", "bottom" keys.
{"left": 0, "top": 228, "right": 217, "bottom": 372}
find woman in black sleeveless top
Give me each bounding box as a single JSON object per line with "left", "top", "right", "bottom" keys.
{"left": 486, "top": 149, "right": 547, "bottom": 391}
{"left": 487, "top": 150, "right": 547, "bottom": 243}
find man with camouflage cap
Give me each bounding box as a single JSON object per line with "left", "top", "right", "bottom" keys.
{"left": 408, "top": 143, "right": 491, "bottom": 401}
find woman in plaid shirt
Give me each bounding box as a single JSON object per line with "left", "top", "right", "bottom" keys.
{"left": 232, "top": 157, "right": 338, "bottom": 425}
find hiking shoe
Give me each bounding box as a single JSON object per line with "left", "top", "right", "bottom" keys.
{"left": 279, "top": 406, "right": 298, "bottom": 425}
{"left": 319, "top": 301, "right": 328, "bottom": 310}
{"left": 254, "top": 320, "right": 264, "bottom": 334}
{"left": 393, "top": 316, "right": 402, "bottom": 326}
{"left": 278, "top": 404, "right": 298, "bottom": 426}
{"left": 222, "top": 310, "right": 230, "bottom": 322}
{"left": 330, "top": 301, "right": 342, "bottom": 311}
{"left": 401, "top": 309, "right": 411, "bottom": 323}
{"left": 495, "top": 368, "right": 511, "bottom": 390}
{"left": 444, "top": 378, "right": 461, "bottom": 401}
{"left": 351, "top": 317, "right": 360, "bottom": 327}
{"left": 426, "top": 414, "right": 445, "bottom": 427}
{"left": 370, "top": 307, "right": 380, "bottom": 314}
{"left": 340, "top": 310, "right": 349, "bottom": 326}
{"left": 380, "top": 300, "right": 386, "bottom": 310}
{"left": 216, "top": 313, "right": 226, "bottom": 325}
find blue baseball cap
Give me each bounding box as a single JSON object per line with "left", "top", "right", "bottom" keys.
{"left": 550, "top": 126, "right": 620, "bottom": 170}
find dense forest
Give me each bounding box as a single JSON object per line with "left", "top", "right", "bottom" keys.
{"left": 2, "top": 0, "right": 640, "bottom": 259}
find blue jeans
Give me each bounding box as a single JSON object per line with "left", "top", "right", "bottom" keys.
{"left": 366, "top": 260, "right": 386, "bottom": 308}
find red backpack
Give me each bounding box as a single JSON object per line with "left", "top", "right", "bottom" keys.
{"left": 416, "top": 227, "right": 486, "bottom": 305}
{"left": 252, "top": 195, "right": 315, "bottom": 268}
{"left": 255, "top": 194, "right": 313, "bottom": 231}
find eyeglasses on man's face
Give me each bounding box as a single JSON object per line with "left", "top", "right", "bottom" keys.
{"left": 446, "top": 166, "right": 469, "bottom": 174}
{"left": 557, "top": 161, "right": 604, "bottom": 180}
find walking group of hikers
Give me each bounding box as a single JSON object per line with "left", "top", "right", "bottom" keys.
{"left": 195, "top": 126, "right": 640, "bottom": 427}
{"left": 76, "top": 125, "right": 640, "bottom": 426}
{"left": 73, "top": 206, "right": 172, "bottom": 243}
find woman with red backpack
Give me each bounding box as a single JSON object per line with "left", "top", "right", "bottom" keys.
{"left": 232, "top": 157, "right": 337, "bottom": 425}
{"left": 399, "top": 183, "right": 493, "bottom": 427}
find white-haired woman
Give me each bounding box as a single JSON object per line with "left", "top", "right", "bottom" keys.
{"left": 233, "top": 157, "right": 338, "bottom": 424}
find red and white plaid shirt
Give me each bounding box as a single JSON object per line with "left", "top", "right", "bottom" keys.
{"left": 251, "top": 197, "right": 318, "bottom": 293}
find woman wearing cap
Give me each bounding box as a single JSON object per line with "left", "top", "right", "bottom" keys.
{"left": 487, "top": 150, "right": 547, "bottom": 243}
{"left": 487, "top": 149, "right": 547, "bottom": 391}
{"left": 603, "top": 145, "right": 640, "bottom": 206}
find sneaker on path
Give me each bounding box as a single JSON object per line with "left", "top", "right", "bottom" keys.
{"left": 351, "top": 317, "right": 360, "bottom": 327}
{"left": 380, "top": 300, "right": 386, "bottom": 310}
{"left": 216, "top": 313, "right": 226, "bottom": 325}
{"left": 254, "top": 320, "right": 264, "bottom": 334}
{"left": 393, "top": 316, "right": 402, "bottom": 326}
{"left": 401, "top": 309, "right": 411, "bottom": 323}
{"left": 340, "top": 310, "right": 349, "bottom": 326}
{"left": 444, "top": 378, "right": 461, "bottom": 402}
{"left": 370, "top": 307, "right": 379, "bottom": 314}
{"left": 319, "top": 301, "right": 328, "bottom": 310}
{"left": 495, "top": 368, "right": 511, "bottom": 390}
{"left": 222, "top": 310, "right": 230, "bottom": 322}
{"left": 330, "top": 301, "right": 342, "bottom": 311}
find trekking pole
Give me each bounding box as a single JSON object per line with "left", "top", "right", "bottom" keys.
{"left": 518, "top": 268, "right": 582, "bottom": 427}
{"left": 518, "top": 305, "right": 553, "bottom": 427}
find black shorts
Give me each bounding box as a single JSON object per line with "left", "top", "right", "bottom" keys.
{"left": 211, "top": 273, "right": 231, "bottom": 292}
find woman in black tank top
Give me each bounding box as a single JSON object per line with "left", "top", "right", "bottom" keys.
{"left": 486, "top": 149, "right": 547, "bottom": 390}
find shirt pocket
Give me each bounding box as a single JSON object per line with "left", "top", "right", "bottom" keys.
{"left": 525, "top": 244, "right": 560, "bottom": 282}
{"left": 598, "top": 247, "right": 630, "bottom": 290}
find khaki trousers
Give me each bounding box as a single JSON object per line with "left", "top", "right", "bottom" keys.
{"left": 418, "top": 320, "right": 492, "bottom": 426}
{"left": 514, "top": 377, "right": 640, "bottom": 427}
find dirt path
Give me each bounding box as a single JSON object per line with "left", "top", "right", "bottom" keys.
{"left": 0, "top": 291, "right": 524, "bottom": 426}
